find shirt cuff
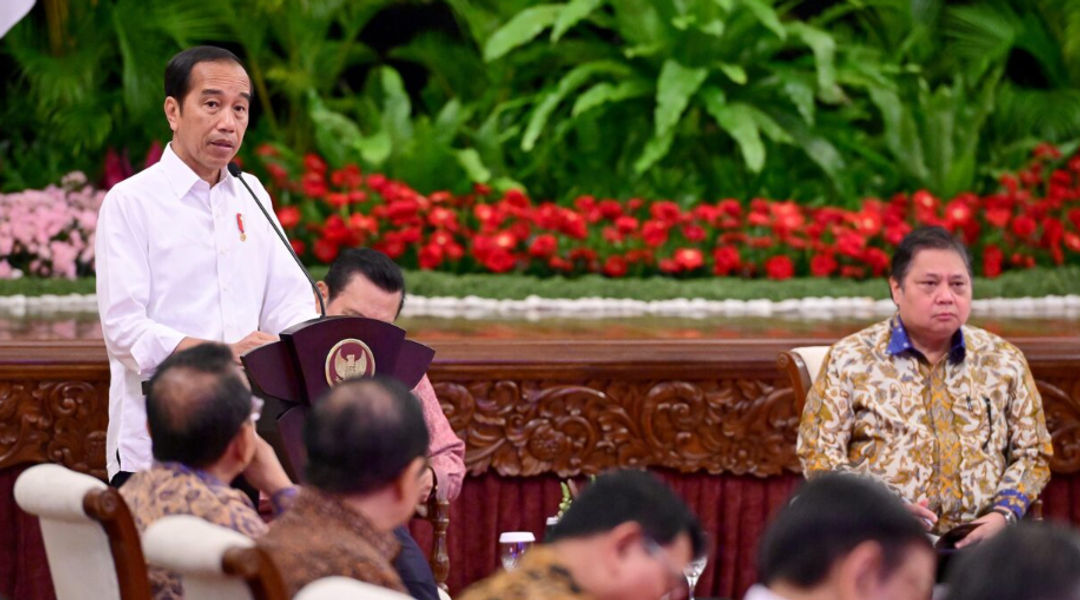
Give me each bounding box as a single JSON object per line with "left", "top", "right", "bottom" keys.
{"left": 270, "top": 485, "right": 299, "bottom": 515}
{"left": 993, "top": 489, "right": 1029, "bottom": 521}
{"left": 130, "top": 325, "right": 187, "bottom": 377}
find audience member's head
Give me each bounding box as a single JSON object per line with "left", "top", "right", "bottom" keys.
{"left": 888, "top": 226, "right": 973, "bottom": 339}
{"left": 146, "top": 343, "right": 258, "bottom": 473}
{"left": 543, "top": 469, "right": 706, "bottom": 600}
{"left": 304, "top": 376, "right": 429, "bottom": 527}
{"left": 757, "top": 473, "right": 934, "bottom": 600}
{"left": 318, "top": 248, "right": 405, "bottom": 322}
{"left": 945, "top": 522, "right": 1080, "bottom": 600}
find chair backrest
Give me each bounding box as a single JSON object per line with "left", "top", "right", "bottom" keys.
{"left": 142, "top": 515, "right": 288, "bottom": 600}
{"left": 295, "top": 576, "right": 416, "bottom": 600}
{"left": 13, "top": 463, "right": 151, "bottom": 600}
{"left": 777, "top": 345, "right": 831, "bottom": 415}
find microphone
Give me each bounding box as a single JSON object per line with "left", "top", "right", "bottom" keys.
{"left": 228, "top": 162, "right": 326, "bottom": 318}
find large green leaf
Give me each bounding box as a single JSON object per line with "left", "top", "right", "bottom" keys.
{"left": 483, "top": 4, "right": 564, "bottom": 61}
{"left": 455, "top": 148, "right": 493, "bottom": 182}
{"left": 552, "top": 0, "right": 606, "bottom": 41}
{"left": 571, "top": 79, "right": 652, "bottom": 116}
{"left": 522, "top": 61, "right": 631, "bottom": 151}
{"left": 788, "top": 22, "right": 843, "bottom": 104}
{"left": 701, "top": 89, "right": 765, "bottom": 172}
{"left": 633, "top": 128, "right": 676, "bottom": 174}
{"left": 654, "top": 59, "right": 708, "bottom": 136}
{"left": 740, "top": 0, "right": 786, "bottom": 40}
{"left": 867, "top": 86, "right": 930, "bottom": 183}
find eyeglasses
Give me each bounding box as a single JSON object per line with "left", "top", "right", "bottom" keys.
{"left": 249, "top": 396, "right": 264, "bottom": 423}
{"left": 643, "top": 537, "right": 686, "bottom": 600}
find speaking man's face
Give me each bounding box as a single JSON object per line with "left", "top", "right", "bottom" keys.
{"left": 165, "top": 60, "right": 251, "bottom": 183}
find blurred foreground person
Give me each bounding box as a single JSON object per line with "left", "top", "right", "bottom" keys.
{"left": 258, "top": 376, "right": 430, "bottom": 596}
{"left": 459, "top": 469, "right": 706, "bottom": 600}
{"left": 120, "top": 343, "right": 295, "bottom": 600}
{"left": 798, "top": 226, "right": 1052, "bottom": 546}
{"left": 746, "top": 473, "right": 935, "bottom": 600}
{"left": 944, "top": 523, "right": 1080, "bottom": 600}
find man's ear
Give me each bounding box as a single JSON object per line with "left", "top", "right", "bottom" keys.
{"left": 164, "top": 97, "right": 180, "bottom": 133}
{"left": 316, "top": 281, "right": 329, "bottom": 302}
{"left": 392, "top": 457, "right": 425, "bottom": 501}
{"left": 225, "top": 423, "right": 255, "bottom": 465}
{"left": 888, "top": 276, "right": 901, "bottom": 306}
{"left": 608, "top": 521, "right": 644, "bottom": 557}
{"left": 839, "top": 540, "right": 885, "bottom": 600}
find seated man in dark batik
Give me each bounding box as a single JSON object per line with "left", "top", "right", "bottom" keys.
{"left": 258, "top": 375, "right": 430, "bottom": 597}
{"left": 459, "top": 469, "right": 706, "bottom": 600}
{"left": 120, "top": 343, "right": 296, "bottom": 600}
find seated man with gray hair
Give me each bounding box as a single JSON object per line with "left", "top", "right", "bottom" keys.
{"left": 258, "top": 375, "right": 431, "bottom": 596}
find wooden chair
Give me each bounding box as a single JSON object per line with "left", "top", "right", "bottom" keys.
{"left": 776, "top": 345, "right": 830, "bottom": 416}
{"left": 142, "top": 514, "right": 287, "bottom": 600}
{"left": 295, "top": 576, "right": 414, "bottom": 600}
{"left": 13, "top": 463, "right": 151, "bottom": 600}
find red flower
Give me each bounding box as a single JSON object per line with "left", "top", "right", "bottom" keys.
{"left": 504, "top": 188, "right": 529, "bottom": 208}
{"left": 482, "top": 249, "right": 516, "bottom": 273}
{"left": 528, "top": 234, "right": 557, "bottom": 258}
{"left": 658, "top": 258, "right": 679, "bottom": 274}
{"left": 615, "top": 216, "right": 639, "bottom": 234}
{"left": 770, "top": 201, "right": 804, "bottom": 234}
{"left": 276, "top": 206, "right": 301, "bottom": 229}
{"left": 1065, "top": 232, "right": 1080, "bottom": 253}
{"left": 983, "top": 245, "right": 1004, "bottom": 278}
{"left": 560, "top": 210, "right": 588, "bottom": 239}
{"left": 674, "top": 248, "right": 704, "bottom": 271}
{"left": 598, "top": 200, "right": 623, "bottom": 220}
{"left": 603, "top": 255, "right": 628, "bottom": 277}
{"left": 418, "top": 243, "right": 444, "bottom": 270}
{"left": 313, "top": 237, "right": 339, "bottom": 263}
{"left": 266, "top": 162, "right": 288, "bottom": 182}
{"left": 810, "top": 252, "right": 837, "bottom": 277}
{"left": 884, "top": 223, "right": 911, "bottom": 246}
{"left": 322, "top": 215, "right": 351, "bottom": 245}
{"left": 682, "top": 224, "right": 707, "bottom": 243}
{"left": 256, "top": 143, "right": 278, "bottom": 158}
{"left": 1033, "top": 143, "right": 1061, "bottom": 160}
{"left": 985, "top": 207, "right": 1012, "bottom": 229}
{"left": 641, "top": 220, "right": 669, "bottom": 247}
{"left": 765, "top": 255, "right": 795, "bottom": 280}
{"left": 428, "top": 207, "right": 459, "bottom": 230}
{"left": 301, "top": 172, "right": 327, "bottom": 198}
{"left": 864, "top": 247, "right": 890, "bottom": 276}
{"left": 348, "top": 214, "right": 377, "bottom": 234}
{"left": 387, "top": 199, "right": 420, "bottom": 224}
{"left": 944, "top": 197, "right": 974, "bottom": 230}
{"left": 650, "top": 200, "right": 682, "bottom": 224}
{"left": 326, "top": 192, "right": 350, "bottom": 209}
{"left": 290, "top": 239, "right": 306, "bottom": 256}
{"left": 712, "top": 246, "right": 741, "bottom": 276}
{"left": 1068, "top": 208, "right": 1080, "bottom": 231}
{"left": 303, "top": 153, "right": 327, "bottom": 174}
{"left": 1011, "top": 214, "right": 1037, "bottom": 238}
{"left": 330, "top": 164, "right": 363, "bottom": 188}
{"left": 837, "top": 232, "right": 867, "bottom": 258}
{"left": 473, "top": 182, "right": 492, "bottom": 196}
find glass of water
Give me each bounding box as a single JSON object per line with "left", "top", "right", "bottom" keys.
{"left": 498, "top": 531, "right": 535, "bottom": 571}
{"left": 684, "top": 554, "right": 708, "bottom": 600}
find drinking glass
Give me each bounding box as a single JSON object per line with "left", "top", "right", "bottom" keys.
{"left": 684, "top": 554, "right": 708, "bottom": 600}
{"left": 498, "top": 531, "right": 535, "bottom": 571}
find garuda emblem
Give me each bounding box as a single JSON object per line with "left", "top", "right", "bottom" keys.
{"left": 324, "top": 338, "right": 376, "bottom": 386}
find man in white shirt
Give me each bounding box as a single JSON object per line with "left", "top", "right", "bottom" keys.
{"left": 744, "top": 473, "right": 935, "bottom": 600}
{"left": 96, "top": 46, "right": 318, "bottom": 484}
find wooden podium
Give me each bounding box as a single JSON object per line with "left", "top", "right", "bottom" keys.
{"left": 240, "top": 315, "right": 435, "bottom": 480}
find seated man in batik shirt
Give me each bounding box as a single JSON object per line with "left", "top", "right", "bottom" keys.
{"left": 459, "top": 470, "right": 705, "bottom": 600}
{"left": 258, "top": 376, "right": 431, "bottom": 597}
{"left": 798, "top": 226, "right": 1053, "bottom": 548}
{"left": 120, "top": 343, "right": 296, "bottom": 600}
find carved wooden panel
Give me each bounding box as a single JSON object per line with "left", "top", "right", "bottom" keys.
{"left": 0, "top": 379, "right": 109, "bottom": 479}
{"left": 1039, "top": 378, "right": 1080, "bottom": 474}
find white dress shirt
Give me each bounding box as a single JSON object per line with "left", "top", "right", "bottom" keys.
{"left": 96, "top": 143, "right": 318, "bottom": 478}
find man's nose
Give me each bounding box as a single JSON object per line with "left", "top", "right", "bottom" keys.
{"left": 217, "top": 110, "right": 237, "bottom": 132}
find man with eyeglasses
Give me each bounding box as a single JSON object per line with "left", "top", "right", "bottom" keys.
{"left": 119, "top": 343, "right": 297, "bottom": 600}
{"left": 459, "top": 469, "right": 706, "bottom": 600}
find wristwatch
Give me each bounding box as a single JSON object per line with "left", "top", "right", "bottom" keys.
{"left": 992, "top": 506, "right": 1018, "bottom": 525}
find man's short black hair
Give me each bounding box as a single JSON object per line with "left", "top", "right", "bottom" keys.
{"left": 890, "top": 226, "right": 973, "bottom": 284}
{"left": 304, "top": 375, "right": 429, "bottom": 494}
{"left": 548, "top": 469, "right": 707, "bottom": 558}
{"left": 325, "top": 248, "right": 406, "bottom": 318}
{"left": 758, "top": 473, "right": 930, "bottom": 588}
{"left": 146, "top": 343, "right": 253, "bottom": 468}
{"left": 164, "top": 45, "right": 247, "bottom": 103}
{"left": 945, "top": 523, "right": 1080, "bottom": 600}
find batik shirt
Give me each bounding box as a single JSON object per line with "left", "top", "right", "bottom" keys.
{"left": 458, "top": 546, "right": 594, "bottom": 600}
{"left": 257, "top": 487, "right": 405, "bottom": 597}
{"left": 797, "top": 317, "right": 1052, "bottom": 534}
{"left": 120, "top": 462, "right": 295, "bottom": 600}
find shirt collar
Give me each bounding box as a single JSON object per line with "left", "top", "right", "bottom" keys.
{"left": 156, "top": 461, "right": 230, "bottom": 490}
{"left": 159, "top": 142, "right": 234, "bottom": 198}
{"left": 887, "top": 315, "right": 965, "bottom": 364}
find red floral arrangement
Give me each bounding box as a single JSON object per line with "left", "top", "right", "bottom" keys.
{"left": 255, "top": 143, "right": 1080, "bottom": 280}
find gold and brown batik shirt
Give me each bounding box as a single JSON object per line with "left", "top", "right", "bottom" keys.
{"left": 257, "top": 487, "right": 405, "bottom": 597}
{"left": 797, "top": 317, "right": 1052, "bottom": 534}
{"left": 458, "top": 546, "right": 594, "bottom": 600}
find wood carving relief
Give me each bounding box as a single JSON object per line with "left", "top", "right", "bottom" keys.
{"left": 0, "top": 379, "right": 108, "bottom": 478}
{"left": 433, "top": 377, "right": 802, "bottom": 478}
{"left": 1039, "top": 378, "right": 1080, "bottom": 474}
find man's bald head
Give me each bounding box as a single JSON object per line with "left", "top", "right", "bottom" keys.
{"left": 146, "top": 343, "right": 253, "bottom": 468}
{"left": 304, "top": 376, "right": 429, "bottom": 495}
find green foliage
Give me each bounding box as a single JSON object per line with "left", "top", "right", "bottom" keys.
{"left": 7, "top": 266, "right": 1079, "bottom": 301}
